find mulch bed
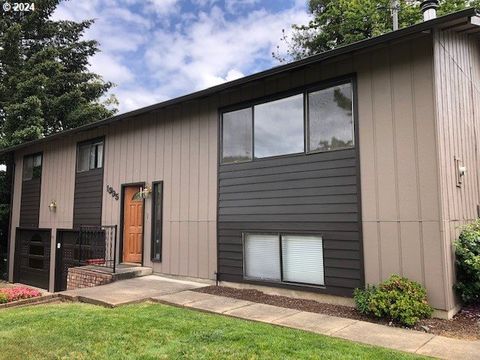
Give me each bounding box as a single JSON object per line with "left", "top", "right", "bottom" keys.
{"left": 195, "top": 286, "right": 480, "bottom": 341}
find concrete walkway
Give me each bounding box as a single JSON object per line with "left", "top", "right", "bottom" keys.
{"left": 59, "top": 277, "right": 480, "bottom": 359}
{"left": 60, "top": 275, "right": 207, "bottom": 307}
{"left": 153, "top": 290, "right": 480, "bottom": 360}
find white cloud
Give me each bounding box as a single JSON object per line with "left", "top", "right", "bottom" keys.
{"left": 226, "top": 69, "right": 245, "bottom": 81}
{"left": 144, "top": 5, "right": 309, "bottom": 95}
{"left": 146, "top": 0, "right": 180, "bottom": 15}
{"left": 51, "top": 0, "right": 310, "bottom": 114}
{"left": 89, "top": 53, "right": 134, "bottom": 85}
{"left": 114, "top": 87, "right": 168, "bottom": 114}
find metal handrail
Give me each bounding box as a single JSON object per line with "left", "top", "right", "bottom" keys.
{"left": 78, "top": 225, "right": 118, "bottom": 273}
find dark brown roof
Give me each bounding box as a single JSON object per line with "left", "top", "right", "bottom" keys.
{"left": 1, "top": 7, "right": 479, "bottom": 155}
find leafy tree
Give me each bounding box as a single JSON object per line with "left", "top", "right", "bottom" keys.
{"left": 277, "top": 0, "right": 480, "bottom": 61}
{"left": 0, "top": 0, "right": 118, "bottom": 147}
{"left": 0, "top": 1, "right": 118, "bottom": 277}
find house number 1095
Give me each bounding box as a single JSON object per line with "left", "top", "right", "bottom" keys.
{"left": 106, "top": 185, "right": 119, "bottom": 200}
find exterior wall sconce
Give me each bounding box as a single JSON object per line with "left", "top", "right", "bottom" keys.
{"left": 455, "top": 156, "right": 466, "bottom": 188}
{"left": 48, "top": 200, "right": 57, "bottom": 212}
{"left": 133, "top": 185, "right": 152, "bottom": 200}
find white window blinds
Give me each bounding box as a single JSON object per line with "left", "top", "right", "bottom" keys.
{"left": 281, "top": 235, "right": 324, "bottom": 286}
{"left": 244, "top": 234, "right": 281, "bottom": 281}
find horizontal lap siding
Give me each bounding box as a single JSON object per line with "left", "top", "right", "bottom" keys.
{"left": 73, "top": 168, "right": 103, "bottom": 228}
{"left": 19, "top": 178, "right": 41, "bottom": 227}
{"left": 218, "top": 149, "right": 362, "bottom": 296}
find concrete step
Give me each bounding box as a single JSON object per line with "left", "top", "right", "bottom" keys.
{"left": 112, "top": 267, "right": 153, "bottom": 281}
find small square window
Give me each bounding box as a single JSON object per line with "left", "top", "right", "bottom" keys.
{"left": 23, "top": 154, "right": 42, "bottom": 181}
{"left": 244, "top": 234, "right": 281, "bottom": 281}
{"left": 254, "top": 94, "right": 304, "bottom": 158}
{"left": 77, "top": 140, "right": 104, "bottom": 172}
{"left": 281, "top": 235, "right": 324, "bottom": 286}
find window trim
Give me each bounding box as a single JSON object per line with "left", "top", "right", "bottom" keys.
{"left": 22, "top": 152, "right": 43, "bottom": 182}
{"left": 151, "top": 180, "right": 163, "bottom": 262}
{"left": 76, "top": 137, "right": 105, "bottom": 173}
{"left": 242, "top": 231, "right": 326, "bottom": 288}
{"left": 219, "top": 75, "right": 356, "bottom": 165}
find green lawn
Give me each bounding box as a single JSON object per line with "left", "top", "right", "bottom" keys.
{"left": 0, "top": 303, "right": 427, "bottom": 360}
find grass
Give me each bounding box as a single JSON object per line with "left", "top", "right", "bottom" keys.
{"left": 0, "top": 302, "right": 428, "bottom": 360}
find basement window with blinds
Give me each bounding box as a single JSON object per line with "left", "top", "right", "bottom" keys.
{"left": 243, "top": 233, "right": 325, "bottom": 286}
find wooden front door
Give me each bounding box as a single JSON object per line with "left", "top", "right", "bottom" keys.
{"left": 123, "top": 186, "right": 143, "bottom": 263}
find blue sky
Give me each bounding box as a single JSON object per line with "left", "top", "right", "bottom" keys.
{"left": 53, "top": 0, "right": 310, "bottom": 113}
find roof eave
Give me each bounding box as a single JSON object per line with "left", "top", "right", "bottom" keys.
{"left": 1, "top": 7, "right": 478, "bottom": 156}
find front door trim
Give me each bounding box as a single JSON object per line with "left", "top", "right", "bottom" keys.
{"left": 119, "top": 182, "right": 145, "bottom": 266}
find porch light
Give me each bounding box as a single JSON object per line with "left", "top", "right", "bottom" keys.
{"left": 48, "top": 200, "right": 57, "bottom": 212}
{"left": 132, "top": 185, "right": 152, "bottom": 200}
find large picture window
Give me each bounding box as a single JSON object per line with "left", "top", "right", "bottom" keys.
{"left": 221, "top": 79, "right": 354, "bottom": 164}
{"left": 243, "top": 233, "right": 325, "bottom": 286}
{"left": 77, "top": 139, "right": 104, "bottom": 172}
{"left": 23, "top": 153, "right": 42, "bottom": 181}
{"left": 151, "top": 181, "right": 163, "bottom": 261}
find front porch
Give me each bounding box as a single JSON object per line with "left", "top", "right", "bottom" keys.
{"left": 56, "top": 225, "right": 150, "bottom": 291}
{"left": 66, "top": 263, "right": 152, "bottom": 290}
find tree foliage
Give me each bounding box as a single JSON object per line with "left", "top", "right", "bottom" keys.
{"left": 0, "top": 0, "right": 118, "bottom": 148}
{"left": 278, "top": 0, "right": 480, "bottom": 61}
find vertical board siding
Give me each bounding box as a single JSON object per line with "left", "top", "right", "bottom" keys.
{"left": 356, "top": 36, "right": 446, "bottom": 309}
{"left": 433, "top": 31, "right": 480, "bottom": 310}
{"left": 100, "top": 103, "right": 218, "bottom": 280}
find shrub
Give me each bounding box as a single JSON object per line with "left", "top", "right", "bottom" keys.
{"left": 0, "top": 292, "right": 7, "bottom": 304}
{"left": 0, "top": 287, "right": 41, "bottom": 303}
{"left": 354, "top": 275, "right": 433, "bottom": 326}
{"left": 454, "top": 220, "right": 480, "bottom": 304}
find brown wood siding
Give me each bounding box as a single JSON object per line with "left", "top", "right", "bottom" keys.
{"left": 433, "top": 30, "right": 480, "bottom": 310}
{"left": 73, "top": 168, "right": 103, "bottom": 228}
{"left": 19, "top": 177, "right": 41, "bottom": 228}
{"left": 218, "top": 149, "right": 361, "bottom": 296}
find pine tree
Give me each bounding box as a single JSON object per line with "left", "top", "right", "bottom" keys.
{"left": 0, "top": 0, "right": 118, "bottom": 147}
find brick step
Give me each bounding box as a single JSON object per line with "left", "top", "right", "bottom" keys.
{"left": 67, "top": 266, "right": 153, "bottom": 290}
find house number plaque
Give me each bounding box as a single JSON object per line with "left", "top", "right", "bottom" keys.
{"left": 106, "top": 185, "right": 119, "bottom": 200}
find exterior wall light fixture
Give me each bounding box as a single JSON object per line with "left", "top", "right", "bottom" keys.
{"left": 133, "top": 185, "right": 152, "bottom": 200}
{"left": 48, "top": 200, "right": 57, "bottom": 212}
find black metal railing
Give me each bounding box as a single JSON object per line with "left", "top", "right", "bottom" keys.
{"left": 78, "top": 225, "right": 118, "bottom": 273}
